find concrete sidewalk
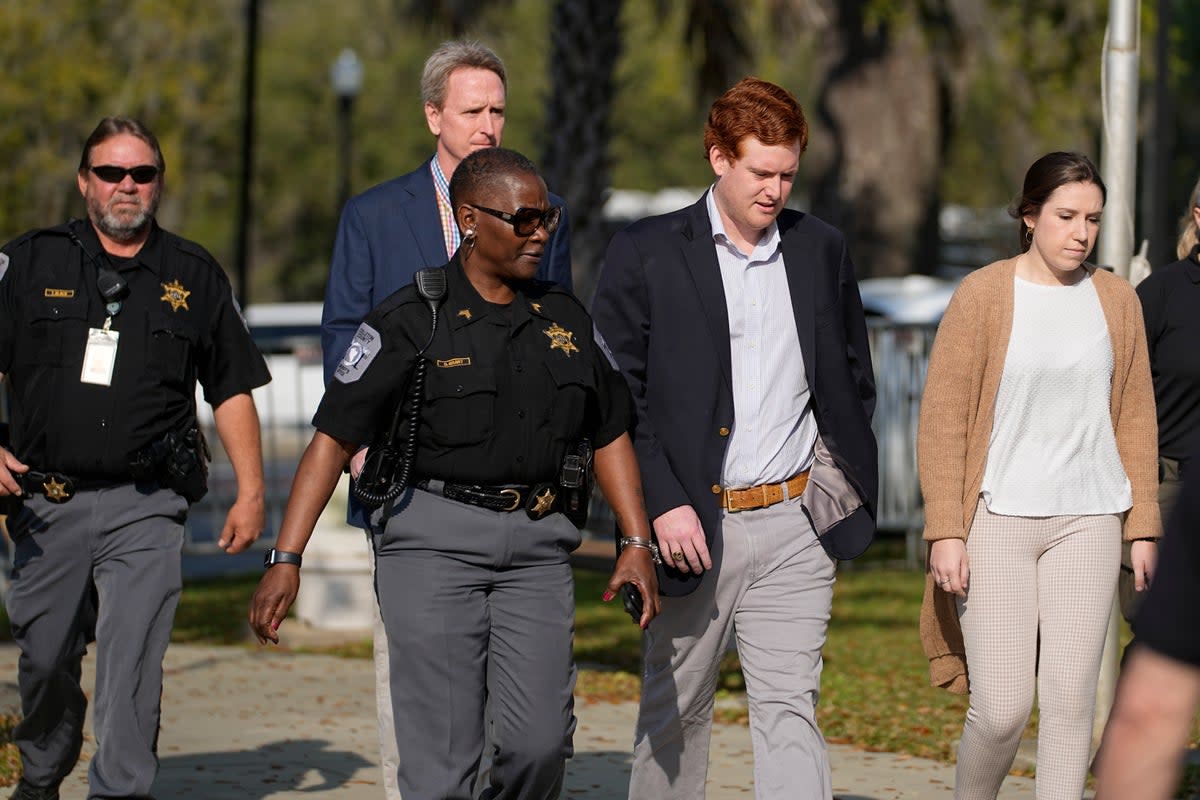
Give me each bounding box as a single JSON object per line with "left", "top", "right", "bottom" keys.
{"left": 0, "top": 642, "right": 1045, "bottom": 800}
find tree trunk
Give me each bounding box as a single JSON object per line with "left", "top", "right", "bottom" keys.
{"left": 807, "top": 0, "right": 970, "bottom": 278}
{"left": 541, "top": 0, "right": 623, "bottom": 298}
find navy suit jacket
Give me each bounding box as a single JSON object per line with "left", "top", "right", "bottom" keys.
{"left": 320, "top": 157, "right": 571, "bottom": 527}
{"left": 591, "top": 194, "right": 878, "bottom": 596}
{"left": 321, "top": 157, "right": 572, "bottom": 381}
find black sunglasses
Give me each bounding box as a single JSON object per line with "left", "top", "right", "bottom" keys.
{"left": 89, "top": 165, "right": 160, "bottom": 184}
{"left": 469, "top": 204, "right": 561, "bottom": 237}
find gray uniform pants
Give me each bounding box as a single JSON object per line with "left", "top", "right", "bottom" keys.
{"left": 372, "top": 488, "right": 580, "bottom": 800}
{"left": 5, "top": 484, "right": 186, "bottom": 798}
{"left": 629, "top": 495, "right": 837, "bottom": 800}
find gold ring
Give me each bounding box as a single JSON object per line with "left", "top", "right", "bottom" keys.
{"left": 672, "top": 551, "right": 686, "bottom": 562}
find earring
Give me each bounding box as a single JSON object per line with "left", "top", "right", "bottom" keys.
{"left": 1026, "top": 227, "right": 1034, "bottom": 243}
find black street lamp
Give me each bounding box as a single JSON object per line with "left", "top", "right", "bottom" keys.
{"left": 331, "top": 48, "right": 363, "bottom": 214}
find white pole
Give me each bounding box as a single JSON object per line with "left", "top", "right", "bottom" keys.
{"left": 1097, "top": 0, "right": 1140, "bottom": 279}
{"left": 1094, "top": 0, "right": 1140, "bottom": 746}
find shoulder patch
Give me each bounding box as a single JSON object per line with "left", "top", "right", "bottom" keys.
{"left": 593, "top": 324, "right": 619, "bottom": 370}
{"left": 0, "top": 252, "right": 8, "bottom": 282}
{"left": 334, "top": 322, "right": 383, "bottom": 384}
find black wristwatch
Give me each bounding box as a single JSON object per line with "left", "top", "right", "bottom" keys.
{"left": 263, "top": 548, "right": 303, "bottom": 569}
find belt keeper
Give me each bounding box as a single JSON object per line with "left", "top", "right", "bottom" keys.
{"left": 618, "top": 536, "right": 662, "bottom": 565}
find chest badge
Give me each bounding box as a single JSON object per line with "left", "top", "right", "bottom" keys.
{"left": 457, "top": 308, "right": 473, "bottom": 321}
{"left": 160, "top": 279, "right": 191, "bottom": 312}
{"left": 530, "top": 302, "right": 542, "bottom": 313}
{"left": 543, "top": 322, "right": 579, "bottom": 357}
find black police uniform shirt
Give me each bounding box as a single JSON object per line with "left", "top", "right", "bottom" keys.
{"left": 1135, "top": 439, "right": 1200, "bottom": 667}
{"left": 314, "top": 256, "right": 632, "bottom": 485}
{"left": 1136, "top": 244, "right": 1200, "bottom": 465}
{"left": 0, "top": 219, "right": 271, "bottom": 479}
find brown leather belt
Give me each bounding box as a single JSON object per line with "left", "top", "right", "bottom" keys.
{"left": 721, "top": 470, "right": 810, "bottom": 513}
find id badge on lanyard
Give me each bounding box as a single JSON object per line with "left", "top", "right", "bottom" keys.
{"left": 81, "top": 317, "right": 119, "bottom": 386}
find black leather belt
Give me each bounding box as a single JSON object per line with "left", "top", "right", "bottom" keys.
{"left": 16, "top": 470, "right": 129, "bottom": 504}
{"left": 417, "top": 479, "right": 561, "bottom": 520}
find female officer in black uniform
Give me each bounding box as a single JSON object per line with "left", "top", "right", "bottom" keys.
{"left": 249, "top": 148, "right": 660, "bottom": 800}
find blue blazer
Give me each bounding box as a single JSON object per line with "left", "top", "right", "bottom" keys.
{"left": 321, "top": 157, "right": 572, "bottom": 381}
{"left": 592, "top": 194, "right": 878, "bottom": 596}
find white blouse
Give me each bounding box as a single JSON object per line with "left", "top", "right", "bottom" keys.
{"left": 980, "top": 273, "right": 1132, "bottom": 516}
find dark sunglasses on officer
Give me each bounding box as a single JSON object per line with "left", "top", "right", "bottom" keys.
{"left": 89, "top": 164, "right": 160, "bottom": 184}
{"left": 469, "top": 204, "right": 561, "bottom": 237}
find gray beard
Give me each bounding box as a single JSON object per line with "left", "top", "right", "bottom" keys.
{"left": 94, "top": 206, "right": 153, "bottom": 243}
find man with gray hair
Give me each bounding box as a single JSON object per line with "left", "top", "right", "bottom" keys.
{"left": 318, "top": 40, "right": 571, "bottom": 798}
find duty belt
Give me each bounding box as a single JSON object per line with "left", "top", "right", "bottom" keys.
{"left": 417, "top": 479, "right": 560, "bottom": 521}
{"left": 16, "top": 470, "right": 128, "bottom": 504}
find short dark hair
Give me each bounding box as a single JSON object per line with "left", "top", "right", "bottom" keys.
{"left": 421, "top": 40, "right": 507, "bottom": 109}
{"left": 1008, "top": 151, "right": 1105, "bottom": 251}
{"left": 78, "top": 117, "right": 165, "bottom": 175}
{"left": 449, "top": 147, "right": 541, "bottom": 209}
{"left": 704, "top": 77, "right": 808, "bottom": 162}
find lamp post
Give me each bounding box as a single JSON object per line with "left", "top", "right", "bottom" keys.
{"left": 331, "top": 48, "right": 363, "bottom": 213}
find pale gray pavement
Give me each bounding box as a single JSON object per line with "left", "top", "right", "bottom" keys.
{"left": 0, "top": 640, "right": 1054, "bottom": 800}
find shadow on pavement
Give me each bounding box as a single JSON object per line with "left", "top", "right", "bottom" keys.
{"left": 156, "top": 739, "right": 374, "bottom": 798}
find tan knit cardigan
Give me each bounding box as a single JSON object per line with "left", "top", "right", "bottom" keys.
{"left": 917, "top": 257, "right": 1161, "bottom": 694}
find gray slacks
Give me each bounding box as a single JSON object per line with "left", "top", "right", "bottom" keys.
{"left": 372, "top": 488, "right": 580, "bottom": 800}
{"left": 5, "top": 484, "right": 186, "bottom": 798}
{"left": 629, "top": 494, "right": 837, "bottom": 800}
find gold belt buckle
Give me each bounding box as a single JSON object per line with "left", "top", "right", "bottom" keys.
{"left": 500, "top": 488, "right": 522, "bottom": 512}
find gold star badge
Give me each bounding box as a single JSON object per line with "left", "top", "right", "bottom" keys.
{"left": 532, "top": 487, "right": 556, "bottom": 517}
{"left": 43, "top": 477, "right": 71, "bottom": 502}
{"left": 457, "top": 308, "right": 473, "bottom": 320}
{"left": 530, "top": 302, "right": 542, "bottom": 313}
{"left": 543, "top": 322, "right": 579, "bottom": 357}
{"left": 160, "top": 279, "right": 191, "bottom": 312}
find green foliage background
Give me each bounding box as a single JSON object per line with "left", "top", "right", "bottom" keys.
{"left": 0, "top": 0, "right": 1196, "bottom": 298}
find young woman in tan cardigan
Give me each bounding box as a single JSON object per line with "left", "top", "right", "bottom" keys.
{"left": 917, "top": 152, "right": 1160, "bottom": 799}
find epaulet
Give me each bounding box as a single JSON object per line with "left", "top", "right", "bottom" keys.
{"left": 371, "top": 284, "right": 424, "bottom": 319}
{"left": 531, "top": 280, "right": 587, "bottom": 313}
{"left": 3, "top": 222, "right": 75, "bottom": 251}
{"left": 167, "top": 232, "right": 221, "bottom": 267}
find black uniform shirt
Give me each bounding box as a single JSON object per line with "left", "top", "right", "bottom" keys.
{"left": 1135, "top": 439, "right": 1200, "bottom": 667}
{"left": 1136, "top": 245, "right": 1200, "bottom": 464}
{"left": 314, "top": 257, "right": 632, "bottom": 485}
{"left": 0, "top": 220, "right": 271, "bottom": 478}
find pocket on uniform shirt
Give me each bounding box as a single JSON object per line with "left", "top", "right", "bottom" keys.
{"left": 541, "top": 358, "right": 596, "bottom": 438}
{"left": 424, "top": 365, "right": 497, "bottom": 446}
{"left": 148, "top": 325, "right": 195, "bottom": 386}
{"left": 16, "top": 297, "right": 88, "bottom": 367}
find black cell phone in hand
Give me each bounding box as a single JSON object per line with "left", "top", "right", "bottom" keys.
{"left": 620, "top": 584, "right": 643, "bottom": 624}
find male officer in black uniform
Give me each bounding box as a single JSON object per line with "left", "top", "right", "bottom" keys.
{"left": 0, "top": 117, "right": 271, "bottom": 800}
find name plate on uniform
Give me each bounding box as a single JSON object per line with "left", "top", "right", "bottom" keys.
{"left": 81, "top": 328, "right": 119, "bottom": 386}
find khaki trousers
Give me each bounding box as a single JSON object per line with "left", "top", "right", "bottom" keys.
{"left": 629, "top": 495, "right": 837, "bottom": 799}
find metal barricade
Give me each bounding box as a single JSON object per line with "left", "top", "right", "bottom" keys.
{"left": 867, "top": 321, "right": 936, "bottom": 534}
{"left": 186, "top": 327, "right": 326, "bottom": 554}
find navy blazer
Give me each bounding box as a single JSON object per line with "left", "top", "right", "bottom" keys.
{"left": 591, "top": 194, "right": 878, "bottom": 596}
{"left": 321, "top": 157, "right": 572, "bottom": 381}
